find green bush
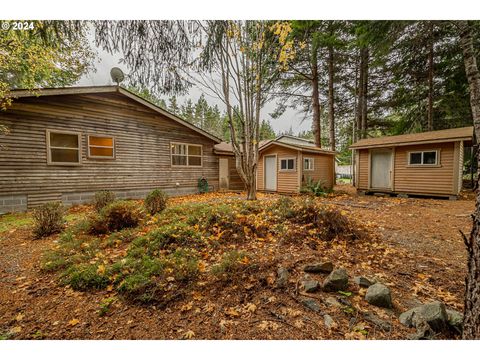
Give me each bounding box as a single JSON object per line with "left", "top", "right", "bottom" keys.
{"left": 144, "top": 189, "right": 168, "bottom": 215}
{"left": 61, "top": 264, "right": 109, "bottom": 290}
{"left": 302, "top": 178, "right": 329, "bottom": 197}
{"left": 93, "top": 190, "right": 115, "bottom": 211}
{"left": 87, "top": 200, "right": 142, "bottom": 234}
{"left": 32, "top": 202, "right": 65, "bottom": 238}
{"left": 211, "top": 250, "right": 251, "bottom": 278}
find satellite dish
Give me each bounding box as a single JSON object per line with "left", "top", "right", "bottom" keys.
{"left": 110, "top": 67, "right": 125, "bottom": 86}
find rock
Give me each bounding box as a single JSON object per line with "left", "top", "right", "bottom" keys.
{"left": 276, "top": 267, "right": 289, "bottom": 288}
{"left": 324, "top": 296, "right": 341, "bottom": 308}
{"left": 322, "top": 269, "right": 348, "bottom": 292}
{"left": 399, "top": 301, "right": 447, "bottom": 332}
{"left": 301, "top": 298, "right": 321, "bottom": 313}
{"left": 363, "top": 312, "right": 392, "bottom": 332}
{"left": 446, "top": 309, "right": 463, "bottom": 333}
{"left": 301, "top": 280, "right": 320, "bottom": 293}
{"left": 324, "top": 314, "right": 337, "bottom": 329}
{"left": 354, "top": 276, "right": 374, "bottom": 288}
{"left": 365, "top": 283, "right": 392, "bottom": 308}
{"left": 303, "top": 262, "right": 334, "bottom": 274}
{"left": 408, "top": 316, "right": 434, "bottom": 340}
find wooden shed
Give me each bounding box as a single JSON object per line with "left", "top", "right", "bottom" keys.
{"left": 350, "top": 126, "right": 474, "bottom": 199}
{"left": 0, "top": 86, "right": 222, "bottom": 214}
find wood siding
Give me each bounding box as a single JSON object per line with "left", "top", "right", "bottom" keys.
{"left": 355, "top": 142, "right": 460, "bottom": 196}
{"left": 258, "top": 145, "right": 299, "bottom": 193}
{"left": 0, "top": 93, "right": 219, "bottom": 205}
{"left": 301, "top": 152, "right": 335, "bottom": 190}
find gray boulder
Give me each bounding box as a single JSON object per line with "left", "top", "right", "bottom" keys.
{"left": 399, "top": 301, "right": 447, "bottom": 332}
{"left": 301, "top": 280, "right": 320, "bottom": 293}
{"left": 354, "top": 276, "right": 374, "bottom": 288}
{"left": 276, "top": 267, "right": 289, "bottom": 288}
{"left": 446, "top": 309, "right": 463, "bottom": 333}
{"left": 303, "top": 262, "right": 334, "bottom": 274}
{"left": 363, "top": 312, "right": 392, "bottom": 332}
{"left": 301, "top": 298, "right": 321, "bottom": 313}
{"left": 365, "top": 283, "right": 392, "bottom": 308}
{"left": 324, "top": 296, "right": 341, "bottom": 308}
{"left": 322, "top": 269, "right": 349, "bottom": 292}
{"left": 324, "top": 314, "right": 336, "bottom": 329}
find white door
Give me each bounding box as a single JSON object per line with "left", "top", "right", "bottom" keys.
{"left": 219, "top": 158, "right": 229, "bottom": 189}
{"left": 264, "top": 156, "right": 277, "bottom": 191}
{"left": 370, "top": 150, "right": 392, "bottom": 189}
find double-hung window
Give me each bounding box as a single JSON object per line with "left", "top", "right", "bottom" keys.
{"left": 47, "top": 130, "right": 81, "bottom": 165}
{"left": 304, "top": 157, "right": 314, "bottom": 171}
{"left": 171, "top": 143, "right": 202, "bottom": 167}
{"left": 88, "top": 135, "right": 115, "bottom": 159}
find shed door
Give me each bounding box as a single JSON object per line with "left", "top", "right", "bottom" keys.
{"left": 219, "top": 158, "right": 229, "bottom": 189}
{"left": 264, "top": 156, "right": 277, "bottom": 191}
{"left": 370, "top": 149, "right": 392, "bottom": 189}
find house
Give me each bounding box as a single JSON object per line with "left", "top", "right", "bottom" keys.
{"left": 0, "top": 86, "right": 222, "bottom": 214}
{"left": 215, "top": 135, "right": 336, "bottom": 193}
{"left": 349, "top": 126, "right": 474, "bottom": 199}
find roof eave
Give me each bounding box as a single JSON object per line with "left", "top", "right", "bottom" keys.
{"left": 350, "top": 136, "right": 473, "bottom": 150}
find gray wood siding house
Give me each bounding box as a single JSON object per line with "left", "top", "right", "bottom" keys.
{"left": 0, "top": 86, "right": 222, "bottom": 214}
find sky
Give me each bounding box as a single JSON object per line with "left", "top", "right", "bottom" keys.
{"left": 76, "top": 37, "right": 312, "bottom": 135}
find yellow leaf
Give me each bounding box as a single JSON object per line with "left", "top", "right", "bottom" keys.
{"left": 68, "top": 318, "right": 80, "bottom": 326}
{"left": 244, "top": 303, "right": 257, "bottom": 313}
{"left": 225, "top": 307, "right": 240, "bottom": 317}
{"left": 15, "top": 313, "right": 24, "bottom": 321}
{"left": 11, "top": 326, "right": 22, "bottom": 334}
{"left": 182, "top": 330, "right": 195, "bottom": 339}
{"left": 97, "top": 264, "right": 106, "bottom": 275}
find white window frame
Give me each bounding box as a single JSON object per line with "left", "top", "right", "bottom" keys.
{"left": 87, "top": 134, "right": 115, "bottom": 159}
{"left": 279, "top": 157, "right": 296, "bottom": 172}
{"left": 407, "top": 150, "right": 440, "bottom": 166}
{"left": 46, "top": 129, "right": 82, "bottom": 166}
{"left": 304, "top": 157, "right": 314, "bottom": 171}
{"left": 170, "top": 142, "right": 203, "bottom": 168}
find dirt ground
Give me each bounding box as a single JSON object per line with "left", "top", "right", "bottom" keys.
{"left": 0, "top": 185, "right": 474, "bottom": 340}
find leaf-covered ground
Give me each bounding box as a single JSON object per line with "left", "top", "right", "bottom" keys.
{"left": 0, "top": 186, "right": 473, "bottom": 339}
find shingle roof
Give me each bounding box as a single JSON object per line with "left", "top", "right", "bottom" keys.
{"left": 350, "top": 126, "right": 474, "bottom": 149}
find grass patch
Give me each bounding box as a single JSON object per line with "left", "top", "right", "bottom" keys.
{"left": 0, "top": 212, "right": 33, "bottom": 233}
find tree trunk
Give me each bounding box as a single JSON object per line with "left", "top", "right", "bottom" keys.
{"left": 328, "top": 44, "right": 335, "bottom": 151}
{"left": 458, "top": 20, "right": 480, "bottom": 340}
{"left": 357, "top": 47, "right": 369, "bottom": 139}
{"left": 312, "top": 49, "right": 322, "bottom": 147}
{"left": 427, "top": 22, "right": 434, "bottom": 132}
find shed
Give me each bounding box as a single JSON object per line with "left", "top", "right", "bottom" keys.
{"left": 349, "top": 126, "right": 474, "bottom": 198}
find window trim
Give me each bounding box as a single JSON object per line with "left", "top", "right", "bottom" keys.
{"left": 279, "top": 157, "right": 296, "bottom": 172}
{"left": 46, "top": 129, "right": 82, "bottom": 166}
{"left": 87, "top": 134, "right": 116, "bottom": 159}
{"left": 170, "top": 142, "right": 203, "bottom": 168}
{"left": 407, "top": 149, "right": 440, "bottom": 167}
{"left": 303, "top": 157, "right": 314, "bottom": 171}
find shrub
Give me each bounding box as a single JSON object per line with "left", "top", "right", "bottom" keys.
{"left": 211, "top": 250, "right": 251, "bottom": 278}
{"left": 61, "top": 264, "right": 109, "bottom": 290}
{"left": 271, "top": 196, "right": 295, "bottom": 219}
{"left": 87, "top": 200, "right": 142, "bottom": 234}
{"left": 93, "top": 190, "right": 115, "bottom": 211}
{"left": 144, "top": 189, "right": 168, "bottom": 215}
{"left": 32, "top": 202, "right": 65, "bottom": 238}
{"left": 302, "top": 178, "right": 329, "bottom": 197}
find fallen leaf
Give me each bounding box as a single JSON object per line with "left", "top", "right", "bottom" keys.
{"left": 182, "top": 330, "right": 195, "bottom": 339}
{"left": 68, "top": 319, "right": 80, "bottom": 326}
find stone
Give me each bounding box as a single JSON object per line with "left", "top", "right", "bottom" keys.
{"left": 301, "top": 298, "right": 321, "bottom": 313}
{"left": 365, "top": 283, "right": 392, "bottom": 308}
{"left": 301, "top": 280, "right": 320, "bottom": 293}
{"left": 446, "top": 309, "right": 463, "bottom": 333}
{"left": 408, "top": 317, "right": 434, "bottom": 340}
{"left": 324, "top": 314, "right": 337, "bottom": 329}
{"left": 276, "top": 267, "right": 289, "bottom": 288}
{"left": 363, "top": 312, "right": 392, "bottom": 332}
{"left": 354, "top": 276, "right": 374, "bottom": 288}
{"left": 399, "top": 301, "right": 447, "bottom": 332}
{"left": 324, "top": 296, "right": 341, "bottom": 308}
{"left": 322, "top": 268, "right": 348, "bottom": 292}
{"left": 303, "top": 262, "right": 334, "bottom": 274}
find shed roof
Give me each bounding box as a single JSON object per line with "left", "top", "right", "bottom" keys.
{"left": 8, "top": 86, "right": 222, "bottom": 143}
{"left": 214, "top": 135, "right": 336, "bottom": 155}
{"left": 350, "top": 126, "right": 474, "bottom": 149}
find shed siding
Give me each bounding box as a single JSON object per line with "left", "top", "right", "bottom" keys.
{"left": 393, "top": 142, "right": 455, "bottom": 195}
{"left": 301, "top": 152, "right": 335, "bottom": 190}
{"left": 0, "top": 93, "right": 219, "bottom": 210}
{"left": 358, "top": 149, "right": 369, "bottom": 190}
{"left": 258, "top": 145, "right": 299, "bottom": 193}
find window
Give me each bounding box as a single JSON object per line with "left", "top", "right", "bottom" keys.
{"left": 46, "top": 130, "right": 81, "bottom": 165}
{"left": 88, "top": 135, "right": 115, "bottom": 159}
{"left": 280, "top": 158, "right": 295, "bottom": 171}
{"left": 408, "top": 150, "right": 438, "bottom": 166}
{"left": 304, "top": 157, "right": 314, "bottom": 171}
{"left": 171, "top": 142, "right": 202, "bottom": 167}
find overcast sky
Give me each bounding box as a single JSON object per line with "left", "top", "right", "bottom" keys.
{"left": 76, "top": 38, "right": 312, "bottom": 135}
